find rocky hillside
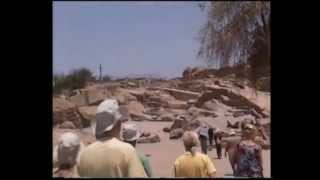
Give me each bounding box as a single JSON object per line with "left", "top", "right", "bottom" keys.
{"left": 53, "top": 67, "right": 270, "bottom": 146}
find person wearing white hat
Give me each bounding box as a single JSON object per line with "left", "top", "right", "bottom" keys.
{"left": 76, "top": 99, "right": 147, "bottom": 177}
{"left": 223, "top": 129, "right": 240, "bottom": 174}
{"left": 121, "top": 123, "right": 154, "bottom": 177}
{"left": 53, "top": 132, "right": 84, "bottom": 178}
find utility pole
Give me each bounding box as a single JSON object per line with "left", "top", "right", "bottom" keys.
{"left": 99, "top": 64, "right": 102, "bottom": 82}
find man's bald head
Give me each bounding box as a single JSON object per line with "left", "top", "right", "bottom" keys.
{"left": 182, "top": 131, "right": 199, "bottom": 155}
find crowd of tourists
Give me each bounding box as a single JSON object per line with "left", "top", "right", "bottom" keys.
{"left": 53, "top": 98, "right": 268, "bottom": 178}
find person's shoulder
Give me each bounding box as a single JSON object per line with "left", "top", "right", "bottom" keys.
{"left": 117, "top": 139, "right": 136, "bottom": 150}
{"left": 225, "top": 136, "right": 241, "bottom": 142}
{"left": 81, "top": 141, "right": 98, "bottom": 152}
{"left": 195, "top": 152, "right": 210, "bottom": 161}
{"left": 112, "top": 139, "right": 137, "bottom": 155}
{"left": 174, "top": 153, "right": 187, "bottom": 165}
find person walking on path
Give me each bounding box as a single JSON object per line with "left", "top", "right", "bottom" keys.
{"left": 173, "top": 131, "right": 217, "bottom": 177}
{"left": 53, "top": 132, "right": 84, "bottom": 178}
{"left": 234, "top": 124, "right": 264, "bottom": 178}
{"left": 214, "top": 128, "right": 223, "bottom": 159}
{"left": 224, "top": 129, "right": 239, "bottom": 173}
{"left": 76, "top": 99, "right": 146, "bottom": 177}
{"left": 208, "top": 127, "right": 214, "bottom": 147}
{"left": 197, "top": 123, "right": 209, "bottom": 154}
{"left": 121, "top": 123, "right": 154, "bottom": 177}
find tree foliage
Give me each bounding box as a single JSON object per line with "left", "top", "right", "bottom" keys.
{"left": 53, "top": 68, "right": 93, "bottom": 95}
{"left": 197, "top": 1, "right": 270, "bottom": 87}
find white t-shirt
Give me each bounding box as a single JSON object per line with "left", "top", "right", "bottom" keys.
{"left": 199, "top": 127, "right": 209, "bottom": 138}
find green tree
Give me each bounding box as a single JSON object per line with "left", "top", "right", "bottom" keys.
{"left": 53, "top": 68, "right": 93, "bottom": 95}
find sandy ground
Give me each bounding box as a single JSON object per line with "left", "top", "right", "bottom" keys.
{"left": 135, "top": 121, "right": 270, "bottom": 178}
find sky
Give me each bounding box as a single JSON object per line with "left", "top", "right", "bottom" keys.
{"left": 53, "top": 1, "right": 207, "bottom": 78}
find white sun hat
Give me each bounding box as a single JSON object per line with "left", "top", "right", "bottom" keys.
{"left": 93, "top": 99, "right": 122, "bottom": 138}
{"left": 54, "top": 132, "right": 84, "bottom": 167}
{"left": 121, "top": 123, "right": 141, "bottom": 142}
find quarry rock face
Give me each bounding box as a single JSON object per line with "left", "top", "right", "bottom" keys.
{"left": 53, "top": 66, "right": 270, "bottom": 149}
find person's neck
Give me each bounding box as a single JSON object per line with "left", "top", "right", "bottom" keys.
{"left": 98, "top": 135, "right": 119, "bottom": 142}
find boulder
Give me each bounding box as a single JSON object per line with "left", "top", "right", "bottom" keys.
{"left": 167, "top": 99, "right": 188, "bottom": 109}
{"left": 158, "top": 114, "right": 175, "bottom": 122}
{"left": 183, "top": 120, "right": 201, "bottom": 131}
{"left": 113, "top": 88, "right": 137, "bottom": 105}
{"left": 145, "top": 101, "right": 163, "bottom": 108}
{"left": 130, "top": 113, "right": 152, "bottom": 121}
{"left": 69, "top": 93, "right": 87, "bottom": 107}
{"left": 196, "top": 87, "right": 268, "bottom": 118}
{"left": 59, "top": 121, "right": 76, "bottom": 129}
{"left": 169, "top": 128, "right": 184, "bottom": 139}
{"left": 163, "top": 127, "right": 171, "bottom": 132}
{"left": 119, "top": 105, "right": 131, "bottom": 122}
{"left": 232, "top": 111, "right": 247, "bottom": 118}
{"left": 53, "top": 97, "right": 83, "bottom": 128}
{"left": 170, "top": 118, "right": 187, "bottom": 131}
{"left": 234, "top": 82, "right": 245, "bottom": 89}
{"left": 127, "top": 82, "right": 137, "bottom": 87}
{"left": 227, "top": 120, "right": 240, "bottom": 129}
{"left": 144, "top": 107, "right": 164, "bottom": 116}
{"left": 151, "top": 87, "right": 201, "bottom": 101}
{"left": 85, "top": 88, "right": 111, "bottom": 106}
{"left": 137, "top": 134, "right": 161, "bottom": 143}
{"left": 78, "top": 106, "right": 98, "bottom": 127}
{"left": 126, "top": 101, "right": 145, "bottom": 116}
{"left": 187, "top": 99, "right": 197, "bottom": 105}
{"left": 129, "top": 89, "right": 146, "bottom": 102}
{"left": 203, "top": 100, "right": 218, "bottom": 111}
{"left": 68, "top": 88, "right": 110, "bottom": 107}
{"left": 214, "top": 80, "right": 220, "bottom": 86}
{"left": 187, "top": 107, "right": 218, "bottom": 117}
{"left": 141, "top": 132, "right": 151, "bottom": 137}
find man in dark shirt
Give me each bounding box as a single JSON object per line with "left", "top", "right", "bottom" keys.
{"left": 214, "top": 128, "right": 223, "bottom": 159}
{"left": 208, "top": 128, "right": 214, "bottom": 147}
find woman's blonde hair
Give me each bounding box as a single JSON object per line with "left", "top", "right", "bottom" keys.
{"left": 243, "top": 124, "right": 257, "bottom": 139}
{"left": 182, "top": 131, "right": 199, "bottom": 156}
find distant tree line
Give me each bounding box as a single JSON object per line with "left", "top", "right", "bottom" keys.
{"left": 53, "top": 68, "right": 93, "bottom": 95}
{"left": 53, "top": 67, "right": 112, "bottom": 95}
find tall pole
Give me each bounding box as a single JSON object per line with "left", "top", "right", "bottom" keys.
{"left": 99, "top": 64, "right": 102, "bottom": 82}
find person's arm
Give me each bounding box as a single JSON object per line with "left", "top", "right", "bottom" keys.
{"left": 225, "top": 143, "right": 229, "bottom": 158}
{"left": 205, "top": 155, "right": 217, "bottom": 177}
{"left": 53, "top": 146, "right": 58, "bottom": 168}
{"left": 128, "top": 150, "right": 147, "bottom": 177}
{"left": 172, "top": 162, "right": 179, "bottom": 177}
{"left": 258, "top": 127, "right": 268, "bottom": 141}
{"left": 143, "top": 156, "right": 154, "bottom": 177}
{"left": 234, "top": 143, "right": 240, "bottom": 169}
{"left": 258, "top": 146, "right": 264, "bottom": 174}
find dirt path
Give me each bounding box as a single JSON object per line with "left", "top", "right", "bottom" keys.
{"left": 135, "top": 121, "right": 270, "bottom": 177}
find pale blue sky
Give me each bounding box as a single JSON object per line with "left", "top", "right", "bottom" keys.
{"left": 53, "top": 1, "right": 207, "bottom": 78}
